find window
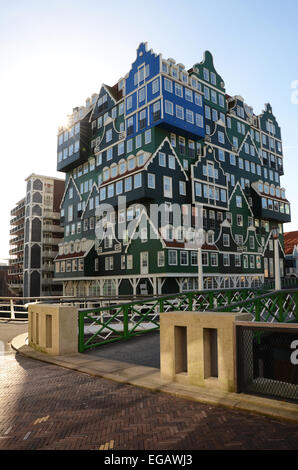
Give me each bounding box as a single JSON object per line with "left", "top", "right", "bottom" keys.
{"left": 68, "top": 205, "right": 73, "bottom": 222}
{"left": 210, "top": 253, "right": 218, "bottom": 266}
{"left": 165, "top": 100, "right": 174, "bottom": 115}
{"left": 138, "top": 87, "right": 145, "bottom": 102}
{"left": 168, "top": 250, "right": 177, "bottom": 265}
{"left": 235, "top": 254, "right": 241, "bottom": 267}
{"left": 118, "top": 142, "right": 124, "bottom": 156}
{"left": 195, "top": 182, "right": 202, "bottom": 197}
{"left": 180, "top": 251, "right": 188, "bottom": 265}
{"left": 212, "top": 109, "right": 218, "bottom": 121}
{"left": 125, "top": 176, "right": 132, "bottom": 192}
{"left": 211, "top": 90, "right": 217, "bottom": 104}
{"left": 145, "top": 129, "right": 151, "bottom": 144}
{"left": 136, "top": 134, "right": 142, "bottom": 148}
{"left": 230, "top": 154, "right": 236, "bottom": 165}
{"left": 134, "top": 173, "right": 142, "bottom": 189}
{"left": 158, "top": 251, "right": 165, "bottom": 267}
{"left": 196, "top": 113, "right": 203, "bottom": 127}
{"left": 127, "top": 255, "right": 133, "bottom": 270}
{"left": 107, "top": 148, "right": 113, "bottom": 161}
{"left": 194, "top": 93, "right": 202, "bottom": 106}
{"left": 175, "top": 83, "right": 183, "bottom": 97}
{"left": 223, "top": 254, "right": 230, "bottom": 266}
{"left": 106, "top": 129, "right": 112, "bottom": 143}
{"left": 127, "top": 138, "right": 133, "bottom": 153}
{"left": 116, "top": 180, "right": 123, "bottom": 195}
{"left": 189, "top": 251, "right": 197, "bottom": 266}
{"left": 249, "top": 235, "right": 255, "bottom": 250}
{"left": 163, "top": 176, "right": 172, "bottom": 198}
{"left": 218, "top": 149, "right": 225, "bottom": 161}
{"left": 164, "top": 78, "right": 173, "bottom": 93}
{"left": 186, "top": 109, "right": 194, "bottom": 124}
{"left": 159, "top": 152, "right": 166, "bottom": 167}
{"left": 237, "top": 214, "right": 243, "bottom": 226}
{"left": 223, "top": 234, "right": 230, "bottom": 247}
{"left": 147, "top": 173, "right": 155, "bottom": 189}
{"left": 176, "top": 105, "right": 184, "bottom": 120}
{"left": 200, "top": 252, "right": 208, "bottom": 266}
{"left": 218, "top": 94, "right": 225, "bottom": 108}
{"left": 185, "top": 88, "right": 193, "bottom": 102}
{"left": 177, "top": 180, "right": 186, "bottom": 196}
{"left": 127, "top": 95, "right": 132, "bottom": 110}
{"left": 168, "top": 155, "right": 175, "bottom": 169}
{"left": 236, "top": 195, "right": 242, "bottom": 208}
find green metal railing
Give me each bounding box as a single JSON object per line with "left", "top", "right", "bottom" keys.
{"left": 213, "top": 289, "right": 298, "bottom": 323}
{"left": 78, "top": 287, "right": 265, "bottom": 352}
{"left": 262, "top": 277, "right": 298, "bottom": 291}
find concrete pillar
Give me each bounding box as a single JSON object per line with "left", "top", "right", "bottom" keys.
{"left": 28, "top": 304, "right": 78, "bottom": 355}
{"left": 160, "top": 311, "right": 252, "bottom": 392}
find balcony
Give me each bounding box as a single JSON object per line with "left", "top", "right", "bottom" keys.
{"left": 9, "top": 257, "right": 24, "bottom": 266}
{"left": 10, "top": 224, "right": 24, "bottom": 235}
{"left": 43, "top": 224, "right": 64, "bottom": 233}
{"left": 9, "top": 246, "right": 24, "bottom": 255}
{"left": 42, "top": 264, "right": 55, "bottom": 272}
{"left": 11, "top": 201, "right": 25, "bottom": 216}
{"left": 10, "top": 212, "right": 25, "bottom": 225}
{"left": 43, "top": 250, "right": 59, "bottom": 259}
{"left": 10, "top": 234, "right": 24, "bottom": 245}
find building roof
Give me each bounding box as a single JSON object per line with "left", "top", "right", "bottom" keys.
{"left": 284, "top": 231, "right": 298, "bottom": 255}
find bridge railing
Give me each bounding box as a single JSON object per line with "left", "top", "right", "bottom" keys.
{"left": 78, "top": 287, "right": 265, "bottom": 352}
{"left": 212, "top": 289, "right": 298, "bottom": 323}
{"left": 0, "top": 294, "right": 154, "bottom": 320}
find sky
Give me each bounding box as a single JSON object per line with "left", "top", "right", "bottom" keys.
{"left": 1, "top": 0, "right": 298, "bottom": 262}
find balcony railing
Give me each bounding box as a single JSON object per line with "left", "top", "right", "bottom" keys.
{"left": 10, "top": 224, "right": 24, "bottom": 234}
{"left": 10, "top": 213, "right": 25, "bottom": 225}
{"left": 10, "top": 201, "right": 25, "bottom": 216}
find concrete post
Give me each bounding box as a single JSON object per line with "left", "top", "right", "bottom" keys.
{"left": 28, "top": 304, "right": 78, "bottom": 355}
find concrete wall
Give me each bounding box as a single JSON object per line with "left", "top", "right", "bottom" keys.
{"left": 160, "top": 311, "right": 252, "bottom": 392}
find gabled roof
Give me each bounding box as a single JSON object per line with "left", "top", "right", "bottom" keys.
{"left": 60, "top": 176, "right": 82, "bottom": 208}
{"left": 284, "top": 231, "right": 298, "bottom": 255}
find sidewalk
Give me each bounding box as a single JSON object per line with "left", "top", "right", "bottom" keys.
{"left": 12, "top": 333, "right": 298, "bottom": 424}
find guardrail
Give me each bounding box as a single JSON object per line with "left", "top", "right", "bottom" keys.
{"left": 78, "top": 287, "right": 265, "bottom": 352}
{"left": 0, "top": 294, "right": 155, "bottom": 320}
{"left": 213, "top": 289, "right": 298, "bottom": 323}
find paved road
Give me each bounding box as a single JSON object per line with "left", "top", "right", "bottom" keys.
{"left": 0, "top": 320, "right": 28, "bottom": 352}
{"left": 85, "top": 331, "right": 160, "bottom": 368}
{"left": 0, "top": 324, "right": 298, "bottom": 450}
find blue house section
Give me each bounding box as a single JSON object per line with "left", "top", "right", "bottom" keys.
{"left": 125, "top": 42, "right": 161, "bottom": 96}
{"left": 124, "top": 43, "right": 205, "bottom": 141}
{"left": 161, "top": 77, "right": 205, "bottom": 139}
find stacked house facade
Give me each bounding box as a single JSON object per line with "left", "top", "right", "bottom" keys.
{"left": 8, "top": 174, "right": 65, "bottom": 297}
{"left": 54, "top": 42, "right": 291, "bottom": 297}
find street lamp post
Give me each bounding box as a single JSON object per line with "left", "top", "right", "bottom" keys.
{"left": 272, "top": 228, "right": 281, "bottom": 290}
{"left": 198, "top": 246, "right": 203, "bottom": 291}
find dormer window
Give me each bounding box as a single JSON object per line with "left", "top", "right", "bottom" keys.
{"left": 162, "top": 61, "right": 169, "bottom": 73}
{"left": 171, "top": 67, "right": 178, "bottom": 79}
{"left": 103, "top": 168, "right": 109, "bottom": 181}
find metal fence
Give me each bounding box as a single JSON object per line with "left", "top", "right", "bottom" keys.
{"left": 78, "top": 287, "right": 265, "bottom": 352}
{"left": 213, "top": 289, "right": 298, "bottom": 323}
{"left": 236, "top": 322, "right": 298, "bottom": 403}
{"left": 0, "top": 294, "right": 154, "bottom": 320}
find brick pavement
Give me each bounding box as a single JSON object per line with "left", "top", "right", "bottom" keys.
{"left": 0, "top": 351, "right": 298, "bottom": 450}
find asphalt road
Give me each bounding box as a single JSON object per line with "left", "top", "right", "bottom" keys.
{"left": 85, "top": 331, "right": 161, "bottom": 368}
{"left": 0, "top": 320, "right": 28, "bottom": 352}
